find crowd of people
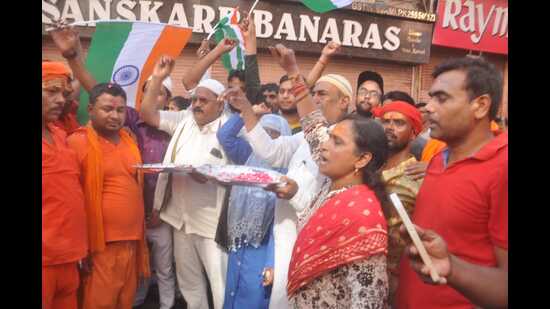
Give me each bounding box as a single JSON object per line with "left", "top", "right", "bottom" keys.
{"left": 43, "top": 13, "right": 508, "bottom": 309}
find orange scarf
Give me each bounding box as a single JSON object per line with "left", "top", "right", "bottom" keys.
{"left": 79, "top": 124, "right": 150, "bottom": 277}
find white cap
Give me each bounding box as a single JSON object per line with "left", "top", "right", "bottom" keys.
{"left": 147, "top": 75, "right": 173, "bottom": 93}
{"left": 194, "top": 79, "right": 225, "bottom": 96}
{"left": 317, "top": 74, "right": 353, "bottom": 98}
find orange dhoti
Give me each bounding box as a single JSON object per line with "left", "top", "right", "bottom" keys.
{"left": 42, "top": 262, "right": 80, "bottom": 309}
{"left": 82, "top": 241, "right": 138, "bottom": 309}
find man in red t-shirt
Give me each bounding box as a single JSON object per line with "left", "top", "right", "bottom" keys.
{"left": 396, "top": 56, "right": 508, "bottom": 309}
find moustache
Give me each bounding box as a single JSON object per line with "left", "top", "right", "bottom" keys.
{"left": 385, "top": 132, "right": 396, "bottom": 139}
{"left": 193, "top": 107, "right": 203, "bottom": 113}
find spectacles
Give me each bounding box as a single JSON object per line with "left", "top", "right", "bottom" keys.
{"left": 358, "top": 89, "right": 381, "bottom": 98}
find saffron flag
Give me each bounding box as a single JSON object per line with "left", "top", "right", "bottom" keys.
{"left": 77, "top": 21, "right": 192, "bottom": 124}
{"left": 301, "top": 0, "right": 352, "bottom": 13}
{"left": 213, "top": 8, "right": 246, "bottom": 73}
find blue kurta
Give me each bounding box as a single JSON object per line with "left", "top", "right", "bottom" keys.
{"left": 217, "top": 114, "right": 276, "bottom": 309}
{"left": 223, "top": 224, "right": 274, "bottom": 309}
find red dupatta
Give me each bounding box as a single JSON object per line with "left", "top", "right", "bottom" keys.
{"left": 287, "top": 184, "right": 388, "bottom": 296}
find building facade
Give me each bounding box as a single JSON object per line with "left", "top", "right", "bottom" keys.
{"left": 42, "top": 0, "right": 507, "bottom": 118}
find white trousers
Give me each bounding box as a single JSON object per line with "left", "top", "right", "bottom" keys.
{"left": 269, "top": 201, "right": 298, "bottom": 309}
{"left": 173, "top": 228, "right": 228, "bottom": 309}
{"left": 134, "top": 222, "right": 177, "bottom": 309}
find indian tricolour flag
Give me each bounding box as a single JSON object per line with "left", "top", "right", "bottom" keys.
{"left": 301, "top": 0, "right": 353, "bottom": 13}
{"left": 213, "top": 8, "right": 245, "bottom": 72}
{"left": 77, "top": 20, "right": 192, "bottom": 124}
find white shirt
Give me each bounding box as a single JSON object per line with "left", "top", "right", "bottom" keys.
{"left": 153, "top": 109, "right": 230, "bottom": 239}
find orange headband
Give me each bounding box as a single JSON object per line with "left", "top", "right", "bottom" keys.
{"left": 42, "top": 61, "right": 71, "bottom": 82}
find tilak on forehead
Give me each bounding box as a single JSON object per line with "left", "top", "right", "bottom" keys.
{"left": 379, "top": 101, "right": 423, "bottom": 135}
{"left": 42, "top": 61, "right": 72, "bottom": 90}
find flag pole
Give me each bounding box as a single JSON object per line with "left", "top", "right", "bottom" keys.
{"left": 249, "top": 0, "right": 261, "bottom": 15}
{"left": 207, "top": 0, "right": 257, "bottom": 41}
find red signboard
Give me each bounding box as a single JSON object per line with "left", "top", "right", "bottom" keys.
{"left": 432, "top": 0, "right": 508, "bottom": 55}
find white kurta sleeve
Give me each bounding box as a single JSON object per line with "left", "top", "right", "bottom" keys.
{"left": 159, "top": 109, "right": 191, "bottom": 136}
{"left": 289, "top": 172, "right": 318, "bottom": 213}
{"left": 244, "top": 123, "right": 302, "bottom": 168}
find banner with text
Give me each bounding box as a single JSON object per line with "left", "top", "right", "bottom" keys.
{"left": 42, "top": 0, "right": 434, "bottom": 63}
{"left": 432, "top": 0, "right": 507, "bottom": 55}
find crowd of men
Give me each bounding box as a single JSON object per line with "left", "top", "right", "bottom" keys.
{"left": 43, "top": 14, "right": 507, "bottom": 309}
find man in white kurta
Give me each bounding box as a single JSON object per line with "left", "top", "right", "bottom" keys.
{"left": 147, "top": 79, "right": 230, "bottom": 309}
{"left": 241, "top": 74, "right": 354, "bottom": 309}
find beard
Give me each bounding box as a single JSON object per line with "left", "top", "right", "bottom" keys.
{"left": 356, "top": 105, "right": 373, "bottom": 118}
{"left": 387, "top": 139, "right": 409, "bottom": 154}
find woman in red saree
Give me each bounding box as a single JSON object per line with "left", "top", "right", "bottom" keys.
{"left": 286, "top": 111, "right": 390, "bottom": 308}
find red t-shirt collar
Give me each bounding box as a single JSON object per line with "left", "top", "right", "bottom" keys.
{"left": 430, "top": 131, "right": 508, "bottom": 172}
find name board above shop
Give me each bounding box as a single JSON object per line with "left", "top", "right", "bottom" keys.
{"left": 351, "top": 0, "right": 436, "bottom": 23}
{"left": 42, "top": 0, "right": 434, "bottom": 64}
{"left": 432, "top": 0, "right": 508, "bottom": 55}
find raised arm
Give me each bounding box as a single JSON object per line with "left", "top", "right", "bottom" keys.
{"left": 182, "top": 38, "right": 238, "bottom": 90}
{"left": 305, "top": 41, "right": 341, "bottom": 87}
{"left": 241, "top": 12, "right": 261, "bottom": 103}
{"left": 221, "top": 87, "right": 301, "bottom": 168}
{"left": 49, "top": 20, "right": 97, "bottom": 93}
{"left": 216, "top": 113, "right": 253, "bottom": 165}
{"left": 139, "top": 55, "right": 175, "bottom": 128}
{"left": 269, "top": 44, "right": 329, "bottom": 163}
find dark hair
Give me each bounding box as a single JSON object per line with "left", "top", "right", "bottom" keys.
{"left": 357, "top": 71, "right": 384, "bottom": 95}
{"left": 381, "top": 90, "right": 416, "bottom": 106}
{"left": 341, "top": 114, "right": 389, "bottom": 206}
{"left": 433, "top": 56, "right": 503, "bottom": 120}
{"left": 89, "top": 83, "right": 127, "bottom": 105}
{"left": 261, "top": 83, "right": 279, "bottom": 94}
{"left": 142, "top": 80, "right": 172, "bottom": 99}
{"left": 169, "top": 96, "right": 191, "bottom": 110}
{"left": 254, "top": 92, "right": 266, "bottom": 106}
{"left": 279, "top": 75, "right": 290, "bottom": 85}
{"left": 416, "top": 102, "right": 427, "bottom": 108}
{"left": 228, "top": 70, "right": 245, "bottom": 83}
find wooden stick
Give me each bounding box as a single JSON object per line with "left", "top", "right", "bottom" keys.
{"left": 249, "top": 0, "right": 261, "bottom": 15}
{"left": 389, "top": 193, "right": 441, "bottom": 283}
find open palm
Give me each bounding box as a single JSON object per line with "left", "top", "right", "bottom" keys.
{"left": 50, "top": 21, "right": 81, "bottom": 57}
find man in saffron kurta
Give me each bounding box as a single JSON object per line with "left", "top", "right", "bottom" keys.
{"left": 42, "top": 61, "right": 89, "bottom": 309}
{"left": 54, "top": 79, "right": 81, "bottom": 134}
{"left": 67, "top": 83, "right": 149, "bottom": 309}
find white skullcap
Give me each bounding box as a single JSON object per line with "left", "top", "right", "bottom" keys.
{"left": 147, "top": 75, "right": 173, "bottom": 93}
{"left": 194, "top": 79, "right": 226, "bottom": 96}
{"left": 317, "top": 74, "right": 353, "bottom": 98}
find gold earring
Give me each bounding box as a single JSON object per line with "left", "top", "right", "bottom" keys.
{"left": 354, "top": 168, "right": 359, "bottom": 175}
